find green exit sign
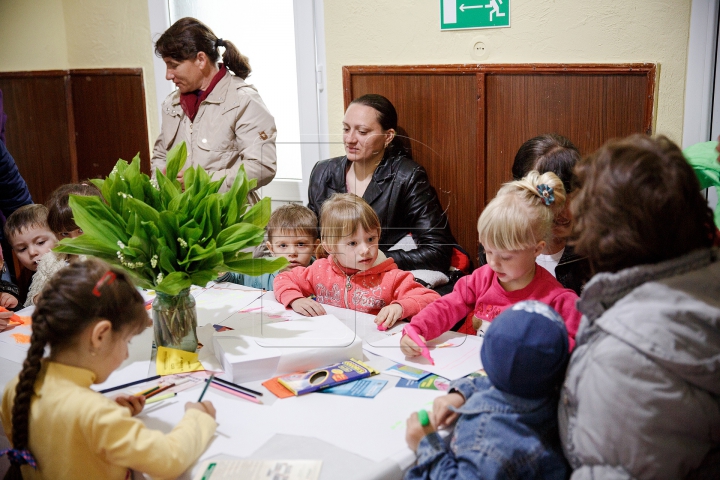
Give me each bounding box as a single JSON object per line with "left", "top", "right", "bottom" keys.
{"left": 441, "top": 0, "right": 510, "bottom": 30}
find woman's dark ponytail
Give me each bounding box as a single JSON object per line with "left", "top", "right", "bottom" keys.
{"left": 219, "top": 39, "right": 251, "bottom": 80}
{"left": 156, "top": 17, "right": 251, "bottom": 79}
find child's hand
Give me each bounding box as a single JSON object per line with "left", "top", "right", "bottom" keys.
{"left": 0, "top": 293, "right": 18, "bottom": 309}
{"left": 186, "top": 401, "right": 216, "bottom": 419}
{"left": 433, "top": 392, "right": 465, "bottom": 428}
{"left": 290, "top": 298, "right": 326, "bottom": 317}
{"left": 115, "top": 394, "right": 145, "bottom": 416}
{"left": 405, "top": 411, "right": 435, "bottom": 452}
{"left": 400, "top": 333, "right": 426, "bottom": 357}
{"left": 0, "top": 307, "right": 13, "bottom": 331}
{"left": 374, "top": 304, "right": 404, "bottom": 330}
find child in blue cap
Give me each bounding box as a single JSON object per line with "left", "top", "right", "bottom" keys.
{"left": 405, "top": 300, "right": 570, "bottom": 480}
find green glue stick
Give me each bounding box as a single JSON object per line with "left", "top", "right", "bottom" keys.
{"left": 418, "top": 409, "right": 430, "bottom": 427}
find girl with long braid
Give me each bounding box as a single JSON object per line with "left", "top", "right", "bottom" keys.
{"left": 0, "top": 259, "right": 216, "bottom": 479}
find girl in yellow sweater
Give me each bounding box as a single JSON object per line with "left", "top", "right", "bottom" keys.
{"left": 1, "top": 259, "right": 217, "bottom": 480}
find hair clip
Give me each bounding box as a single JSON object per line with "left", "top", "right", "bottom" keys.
{"left": 215, "top": 37, "right": 225, "bottom": 48}
{"left": 92, "top": 271, "right": 117, "bottom": 297}
{"left": 1, "top": 448, "right": 37, "bottom": 468}
{"left": 536, "top": 184, "right": 555, "bottom": 206}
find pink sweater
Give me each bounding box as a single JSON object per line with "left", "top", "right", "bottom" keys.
{"left": 409, "top": 264, "right": 581, "bottom": 350}
{"left": 274, "top": 255, "right": 440, "bottom": 318}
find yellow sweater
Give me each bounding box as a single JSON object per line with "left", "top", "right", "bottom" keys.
{"left": 1, "top": 361, "right": 216, "bottom": 479}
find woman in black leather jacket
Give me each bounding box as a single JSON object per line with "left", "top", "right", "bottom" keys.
{"left": 308, "top": 94, "right": 456, "bottom": 273}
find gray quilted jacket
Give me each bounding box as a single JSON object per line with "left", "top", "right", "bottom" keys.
{"left": 559, "top": 248, "right": 720, "bottom": 479}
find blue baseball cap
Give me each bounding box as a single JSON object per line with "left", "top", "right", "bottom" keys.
{"left": 480, "top": 300, "right": 570, "bottom": 399}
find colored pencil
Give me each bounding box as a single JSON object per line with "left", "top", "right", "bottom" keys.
{"left": 145, "top": 392, "right": 176, "bottom": 404}
{"left": 210, "top": 381, "right": 262, "bottom": 404}
{"left": 212, "top": 377, "right": 263, "bottom": 397}
{"left": 135, "top": 385, "right": 160, "bottom": 397}
{"left": 144, "top": 383, "right": 174, "bottom": 399}
{"left": 98, "top": 375, "right": 161, "bottom": 394}
{"left": 211, "top": 379, "right": 258, "bottom": 398}
{"left": 198, "top": 374, "right": 214, "bottom": 402}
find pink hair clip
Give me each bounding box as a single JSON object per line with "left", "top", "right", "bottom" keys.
{"left": 92, "top": 271, "right": 117, "bottom": 297}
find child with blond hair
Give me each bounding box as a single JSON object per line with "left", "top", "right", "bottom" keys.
{"left": 401, "top": 171, "right": 581, "bottom": 355}
{"left": 218, "top": 203, "right": 320, "bottom": 290}
{"left": 274, "top": 193, "right": 440, "bottom": 329}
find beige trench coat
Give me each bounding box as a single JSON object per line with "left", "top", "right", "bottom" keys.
{"left": 151, "top": 71, "right": 277, "bottom": 204}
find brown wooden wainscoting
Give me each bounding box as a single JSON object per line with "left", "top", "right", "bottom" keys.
{"left": 0, "top": 68, "right": 150, "bottom": 205}
{"left": 343, "top": 64, "right": 656, "bottom": 263}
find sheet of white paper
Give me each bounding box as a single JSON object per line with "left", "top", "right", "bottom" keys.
{"left": 273, "top": 387, "right": 443, "bottom": 462}
{"left": 212, "top": 314, "right": 363, "bottom": 382}
{"left": 92, "top": 324, "right": 154, "bottom": 392}
{"left": 193, "top": 282, "right": 266, "bottom": 327}
{"left": 240, "top": 292, "right": 405, "bottom": 344}
{"left": 192, "top": 459, "right": 322, "bottom": 480}
{"left": 363, "top": 331, "right": 483, "bottom": 381}
{"left": 0, "top": 308, "right": 34, "bottom": 363}
{"left": 197, "top": 324, "right": 224, "bottom": 372}
{"left": 140, "top": 380, "right": 442, "bottom": 464}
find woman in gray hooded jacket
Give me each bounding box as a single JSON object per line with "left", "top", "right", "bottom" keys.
{"left": 559, "top": 134, "right": 720, "bottom": 479}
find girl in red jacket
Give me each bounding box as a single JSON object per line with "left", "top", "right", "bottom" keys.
{"left": 401, "top": 171, "right": 581, "bottom": 356}
{"left": 274, "top": 193, "right": 440, "bottom": 329}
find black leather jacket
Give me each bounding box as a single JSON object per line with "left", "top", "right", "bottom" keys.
{"left": 308, "top": 151, "right": 456, "bottom": 272}
{"left": 478, "top": 243, "right": 592, "bottom": 296}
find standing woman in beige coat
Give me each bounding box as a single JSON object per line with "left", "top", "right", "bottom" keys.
{"left": 152, "top": 17, "right": 277, "bottom": 203}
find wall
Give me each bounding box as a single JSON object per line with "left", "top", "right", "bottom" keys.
{"left": 324, "top": 0, "right": 692, "bottom": 156}
{"left": 0, "top": 0, "right": 69, "bottom": 70}
{"left": 0, "top": 0, "right": 159, "bottom": 145}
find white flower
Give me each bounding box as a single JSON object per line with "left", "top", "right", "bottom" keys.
{"left": 156, "top": 273, "right": 164, "bottom": 284}
{"left": 150, "top": 255, "right": 158, "bottom": 268}
{"left": 117, "top": 241, "right": 126, "bottom": 249}
{"left": 150, "top": 177, "right": 160, "bottom": 190}
{"left": 117, "top": 192, "right": 133, "bottom": 199}
{"left": 177, "top": 238, "right": 188, "bottom": 248}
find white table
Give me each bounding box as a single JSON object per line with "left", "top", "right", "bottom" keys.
{"left": 0, "top": 285, "right": 449, "bottom": 480}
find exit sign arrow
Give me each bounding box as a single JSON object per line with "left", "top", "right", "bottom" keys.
{"left": 459, "top": 3, "right": 485, "bottom": 11}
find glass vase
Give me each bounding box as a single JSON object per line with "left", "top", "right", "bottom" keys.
{"left": 152, "top": 289, "right": 198, "bottom": 352}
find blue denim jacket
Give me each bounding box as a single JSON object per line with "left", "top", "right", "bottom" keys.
{"left": 406, "top": 376, "right": 568, "bottom": 480}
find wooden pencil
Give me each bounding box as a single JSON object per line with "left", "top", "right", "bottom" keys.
{"left": 210, "top": 381, "right": 262, "bottom": 404}
{"left": 144, "top": 383, "right": 174, "bottom": 399}
{"left": 213, "top": 377, "right": 263, "bottom": 397}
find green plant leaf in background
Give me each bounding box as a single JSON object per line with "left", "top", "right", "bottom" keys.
{"left": 55, "top": 141, "right": 288, "bottom": 295}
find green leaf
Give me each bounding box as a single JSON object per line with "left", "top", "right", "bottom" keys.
{"left": 216, "top": 223, "right": 265, "bottom": 253}
{"left": 223, "top": 257, "right": 289, "bottom": 276}
{"left": 159, "top": 245, "right": 178, "bottom": 273}
{"left": 68, "top": 195, "right": 128, "bottom": 246}
{"left": 241, "top": 197, "right": 271, "bottom": 227}
{"left": 165, "top": 142, "right": 187, "bottom": 188}
{"left": 54, "top": 235, "right": 119, "bottom": 258}
{"left": 157, "top": 271, "right": 191, "bottom": 295}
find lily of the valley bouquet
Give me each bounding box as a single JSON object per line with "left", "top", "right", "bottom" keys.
{"left": 55, "top": 142, "right": 286, "bottom": 349}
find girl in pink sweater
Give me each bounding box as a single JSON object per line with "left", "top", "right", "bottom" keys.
{"left": 401, "top": 171, "right": 582, "bottom": 356}
{"left": 274, "top": 193, "right": 440, "bottom": 329}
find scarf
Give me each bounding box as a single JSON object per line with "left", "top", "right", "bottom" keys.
{"left": 179, "top": 64, "right": 227, "bottom": 121}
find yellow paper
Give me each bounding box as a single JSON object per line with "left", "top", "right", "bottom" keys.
{"left": 156, "top": 346, "right": 205, "bottom": 375}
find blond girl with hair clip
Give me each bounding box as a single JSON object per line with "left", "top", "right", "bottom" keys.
{"left": 274, "top": 193, "right": 440, "bottom": 329}
{"left": 401, "top": 171, "right": 582, "bottom": 357}
{"left": 0, "top": 259, "right": 216, "bottom": 480}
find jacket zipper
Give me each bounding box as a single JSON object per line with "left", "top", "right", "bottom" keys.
{"left": 343, "top": 274, "right": 351, "bottom": 309}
